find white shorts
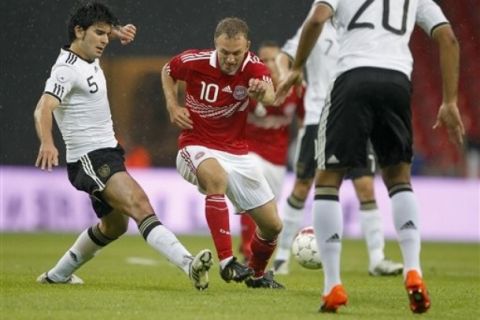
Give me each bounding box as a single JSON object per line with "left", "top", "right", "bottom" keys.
{"left": 176, "top": 146, "right": 275, "bottom": 212}
{"left": 248, "top": 152, "right": 286, "bottom": 200}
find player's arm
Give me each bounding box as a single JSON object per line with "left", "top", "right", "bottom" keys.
{"left": 248, "top": 78, "right": 275, "bottom": 106}
{"left": 33, "top": 94, "right": 60, "bottom": 171}
{"left": 275, "top": 3, "right": 332, "bottom": 104}
{"left": 161, "top": 64, "right": 193, "bottom": 129}
{"left": 431, "top": 24, "right": 465, "bottom": 146}
{"left": 110, "top": 24, "right": 136, "bottom": 45}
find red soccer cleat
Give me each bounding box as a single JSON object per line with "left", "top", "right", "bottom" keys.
{"left": 405, "top": 270, "right": 431, "bottom": 313}
{"left": 319, "top": 284, "right": 348, "bottom": 313}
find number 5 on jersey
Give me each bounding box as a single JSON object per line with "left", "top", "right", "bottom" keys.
{"left": 87, "top": 76, "right": 98, "bottom": 93}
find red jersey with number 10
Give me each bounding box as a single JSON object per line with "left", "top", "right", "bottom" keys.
{"left": 165, "top": 49, "right": 272, "bottom": 154}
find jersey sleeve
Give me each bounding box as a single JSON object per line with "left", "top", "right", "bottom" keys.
{"left": 416, "top": 0, "right": 449, "bottom": 37}
{"left": 164, "top": 50, "right": 194, "bottom": 81}
{"left": 313, "top": 0, "right": 337, "bottom": 13}
{"left": 44, "top": 65, "right": 77, "bottom": 102}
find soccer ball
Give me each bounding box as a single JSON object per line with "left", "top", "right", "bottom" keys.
{"left": 291, "top": 226, "right": 322, "bottom": 269}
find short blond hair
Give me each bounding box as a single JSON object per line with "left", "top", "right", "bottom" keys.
{"left": 214, "top": 17, "right": 249, "bottom": 40}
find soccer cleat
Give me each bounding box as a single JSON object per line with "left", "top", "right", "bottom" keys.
{"left": 319, "top": 284, "right": 348, "bottom": 313}
{"left": 245, "top": 271, "right": 285, "bottom": 289}
{"left": 405, "top": 270, "right": 431, "bottom": 313}
{"left": 272, "top": 259, "right": 289, "bottom": 275}
{"left": 369, "top": 259, "right": 403, "bottom": 276}
{"left": 189, "top": 249, "right": 213, "bottom": 291}
{"left": 220, "top": 257, "right": 254, "bottom": 283}
{"left": 36, "top": 272, "right": 84, "bottom": 284}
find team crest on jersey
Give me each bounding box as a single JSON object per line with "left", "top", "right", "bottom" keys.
{"left": 233, "top": 86, "right": 248, "bottom": 100}
{"left": 97, "top": 164, "right": 111, "bottom": 178}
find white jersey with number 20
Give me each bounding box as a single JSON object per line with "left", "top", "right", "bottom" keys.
{"left": 315, "top": 0, "right": 448, "bottom": 79}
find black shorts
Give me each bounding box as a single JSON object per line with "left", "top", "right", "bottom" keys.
{"left": 67, "top": 145, "right": 126, "bottom": 217}
{"left": 345, "top": 142, "right": 376, "bottom": 180}
{"left": 294, "top": 124, "right": 318, "bottom": 180}
{"left": 318, "top": 67, "right": 413, "bottom": 169}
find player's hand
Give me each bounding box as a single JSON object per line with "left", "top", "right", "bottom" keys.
{"left": 35, "top": 143, "right": 59, "bottom": 171}
{"left": 169, "top": 106, "right": 193, "bottom": 130}
{"left": 433, "top": 102, "right": 465, "bottom": 146}
{"left": 113, "top": 24, "right": 136, "bottom": 45}
{"left": 247, "top": 78, "right": 267, "bottom": 101}
{"left": 274, "top": 69, "right": 302, "bottom": 105}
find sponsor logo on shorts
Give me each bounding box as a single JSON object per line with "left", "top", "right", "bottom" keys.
{"left": 97, "top": 164, "right": 111, "bottom": 178}
{"left": 233, "top": 86, "right": 248, "bottom": 100}
{"left": 195, "top": 152, "right": 205, "bottom": 160}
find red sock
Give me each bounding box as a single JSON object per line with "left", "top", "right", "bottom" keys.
{"left": 248, "top": 232, "right": 277, "bottom": 278}
{"left": 239, "top": 214, "right": 256, "bottom": 261}
{"left": 205, "top": 194, "right": 232, "bottom": 260}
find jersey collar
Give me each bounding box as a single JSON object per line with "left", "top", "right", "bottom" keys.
{"left": 210, "top": 50, "right": 252, "bottom": 73}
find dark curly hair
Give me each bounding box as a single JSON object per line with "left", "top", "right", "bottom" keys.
{"left": 67, "top": 1, "right": 119, "bottom": 42}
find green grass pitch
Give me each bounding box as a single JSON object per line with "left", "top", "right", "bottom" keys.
{"left": 1, "top": 233, "right": 479, "bottom": 319}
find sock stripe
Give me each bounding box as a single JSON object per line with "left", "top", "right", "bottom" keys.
{"left": 138, "top": 214, "right": 162, "bottom": 240}
{"left": 287, "top": 194, "right": 305, "bottom": 209}
{"left": 360, "top": 200, "right": 378, "bottom": 210}
{"left": 388, "top": 183, "right": 412, "bottom": 197}
{"left": 87, "top": 224, "right": 116, "bottom": 247}
{"left": 314, "top": 186, "right": 339, "bottom": 201}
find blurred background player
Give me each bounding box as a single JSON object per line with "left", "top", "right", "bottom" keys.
{"left": 276, "top": 0, "right": 464, "bottom": 313}
{"left": 237, "top": 41, "right": 305, "bottom": 262}
{"left": 271, "top": 16, "right": 402, "bottom": 277}
{"left": 162, "top": 17, "right": 284, "bottom": 288}
{"left": 33, "top": 1, "right": 212, "bottom": 291}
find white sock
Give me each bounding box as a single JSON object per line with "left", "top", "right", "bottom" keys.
{"left": 219, "top": 256, "right": 234, "bottom": 269}
{"left": 275, "top": 200, "right": 305, "bottom": 262}
{"left": 313, "top": 198, "right": 343, "bottom": 295}
{"left": 47, "top": 228, "right": 104, "bottom": 282}
{"left": 359, "top": 206, "right": 385, "bottom": 268}
{"left": 145, "top": 225, "right": 193, "bottom": 275}
{"left": 391, "top": 190, "right": 422, "bottom": 277}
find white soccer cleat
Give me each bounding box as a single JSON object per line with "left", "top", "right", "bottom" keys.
{"left": 189, "top": 249, "right": 213, "bottom": 291}
{"left": 369, "top": 259, "right": 403, "bottom": 276}
{"left": 36, "top": 272, "right": 84, "bottom": 284}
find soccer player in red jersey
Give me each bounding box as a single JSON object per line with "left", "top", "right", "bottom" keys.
{"left": 238, "top": 41, "right": 305, "bottom": 262}
{"left": 162, "top": 17, "right": 284, "bottom": 288}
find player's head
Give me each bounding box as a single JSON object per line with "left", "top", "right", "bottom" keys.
{"left": 258, "top": 41, "right": 280, "bottom": 83}
{"left": 67, "top": 1, "right": 119, "bottom": 60}
{"left": 214, "top": 17, "right": 251, "bottom": 75}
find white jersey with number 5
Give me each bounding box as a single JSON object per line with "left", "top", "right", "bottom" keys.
{"left": 315, "top": 0, "right": 448, "bottom": 79}
{"left": 43, "top": 48, "right": 117, "bottom": 163}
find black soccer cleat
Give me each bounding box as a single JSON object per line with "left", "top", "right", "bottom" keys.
{"left": 245, "top": 271, "right": 285, "bottom": 289}
{"left": 220, "top": 257, "right": 254, "bottom": 283}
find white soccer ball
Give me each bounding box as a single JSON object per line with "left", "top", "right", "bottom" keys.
{"left": 291, "top": 226, "right": 322, "bottom": 269}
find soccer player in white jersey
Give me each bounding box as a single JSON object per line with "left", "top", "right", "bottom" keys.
{"left": 271, "top": 16, "right": 402, "bottom": 277}
{"left": 162, "top": 17, "right": 284, "bottom": 288}
{"left": 33, "top": 1, "right": 212, "bottom": 291}
{"left": 276, "top": 0, "right": 464, "bottom": 314}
